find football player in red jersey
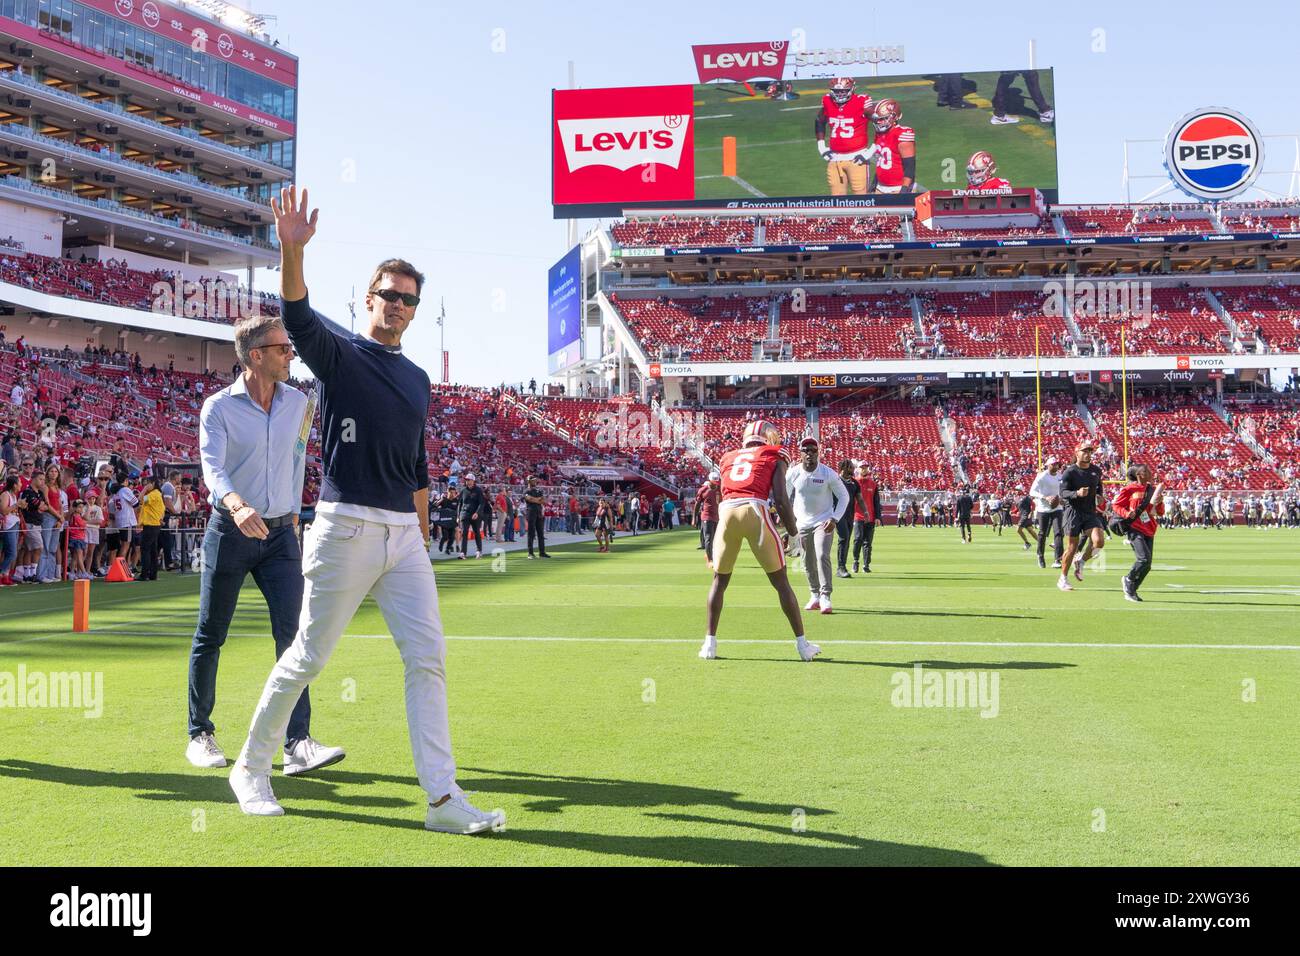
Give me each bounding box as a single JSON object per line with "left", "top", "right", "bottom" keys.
{"left": 815, "top": 77, "right": 876, "bottom": 196}
{"left": 700, "top": 420, "right": 820, "bottom": 662}
{"left": 966, "top": 150, "right": 1010, "bottom": 190}
{"left": 869, "top": 99, "right": 916, "bottom": 194}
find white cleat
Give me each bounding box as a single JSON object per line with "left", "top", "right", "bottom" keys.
{"left": 282, "top": 736, "right": 346, "bottom": 776}
{"left": 797, "top": 639, "right": 822, "bottom": 662}
{"left": 698, "top": 637, "right": 717, "bottom": 660}
{"left": 1073, "top": 557, "right": 1085, "bottom": 582}
{"left": 819, "top": 596, "right": 833, "bottom": 615}
{"left": 991, "top": 114, "right": 1020, "bottom": 125}
{"left": 425, "top": 790, "right": 504, "bottom": 834}
{"left": 186, "top": 732, "right": 228, "bottom": 769}
{"left": 1057, "top": 577, "right": 1074, "bottom": 592}
{"left": 229, "top": 763, "right": 284, "bottom": 816}
{"left": 804, "top": 595, "right": 820, "bottom": 611}
{"left": 1038, "top": 109, "right": 1055, "bottom": 123}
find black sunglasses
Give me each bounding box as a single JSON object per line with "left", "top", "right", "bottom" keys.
{"left": 370, "top": 288, "right": 420, "bottom": 308}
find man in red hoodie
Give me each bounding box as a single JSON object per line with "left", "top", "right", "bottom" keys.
{"left": 1110, "top": 464, "right": 1164, "bottom": 603}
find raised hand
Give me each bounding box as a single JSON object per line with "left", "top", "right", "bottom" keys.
{"left": 270, "top": 185, "right": 319, "bottom": 250}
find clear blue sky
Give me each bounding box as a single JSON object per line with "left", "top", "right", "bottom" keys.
{"left": 261, "top": 0, "right": 1299, "bottom": 386}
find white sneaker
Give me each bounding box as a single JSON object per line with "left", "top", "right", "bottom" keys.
{"left": 282, "top": 736, "right": 346, "bottom": 776}
{"left": 425, "top": 790, "right": 503, "bottom": 834}
{"left": 819, "top": 596, "right": 832, "bottom": 615}
{"left": 229, "top": 763, "right": 284, "bottom": 816}
{"left": 1038, "top": 109, "right": 1055, "bottom": 123}
{"left": 991, "top": 114, "right": 1020, "bottom": 125}
{"left": 1057, "top": 577, "right": 1074, "bottom": 592}
{"left": 698, "top": 637, "right": 717, "bottom": 660}
{"left": 804, "top": 595, "right": 820, "bottom": 611}
{"left": 186, "top": 732, "right": 227, "bottom": 769}
{"left": 797, "top": 639, "right": 822, "bottom": 662}
{"left": 1073, "top": 556, "right": 1085, "bottom": 582}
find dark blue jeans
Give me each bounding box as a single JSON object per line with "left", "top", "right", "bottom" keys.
{"left": 188, "top": 513, "right": 308, "bottom": 746}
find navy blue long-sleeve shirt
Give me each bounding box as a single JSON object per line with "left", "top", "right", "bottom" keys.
{"left": 281, "top": 294, "right": 430, "bottom": 513}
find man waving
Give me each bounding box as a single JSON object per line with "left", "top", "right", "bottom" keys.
{"left": 229, "top": 187, "right": 502, "bottom": 835}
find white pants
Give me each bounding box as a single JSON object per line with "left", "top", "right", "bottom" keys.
{"left": 799, "top": 525, "right": 834, "bottom": 598}
{"left": 237, "top": 513, "right": 457, "bottom": 800}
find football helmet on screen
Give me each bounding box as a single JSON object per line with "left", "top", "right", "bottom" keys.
{"left": 829, "top": 77, "right": 855, "bottom": 106}
{"left": 872, "top": 98, "right": 902, "bottom": 133}
{"left": 966, "top": 150, "right": 997, "bottom": 186}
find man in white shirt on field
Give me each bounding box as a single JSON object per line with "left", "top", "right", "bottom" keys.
{"left": 786, "top": 436, "right": 848, "bottom": 615}
{"left": 1030, "top": 456, "right": 1064, "bottom": 569}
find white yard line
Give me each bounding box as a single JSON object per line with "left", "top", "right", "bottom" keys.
{"left": 728, "top": 175, "right": 766, "bottom": 197}
{"left": 355, "top": 636, "right": 1300, "bottom": 651}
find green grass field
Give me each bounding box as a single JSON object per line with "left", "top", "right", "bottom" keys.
{"left": 693, "top": 70, "right": 1058, "bottom": 199}
{"left": 1, "top": 525, "right": 1297, "bottom": 866}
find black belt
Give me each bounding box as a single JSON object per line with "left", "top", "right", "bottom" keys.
{"left": 215, "top": 508, "right": 295, "bottom": 529}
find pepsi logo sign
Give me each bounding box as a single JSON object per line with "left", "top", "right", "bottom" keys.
{"left": 1165, "top": 108, "right": 1264, "bottom": 200}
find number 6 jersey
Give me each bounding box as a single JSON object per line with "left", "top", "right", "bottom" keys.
{"left": 718, "top": 444, "right": 791, "bottom": 503}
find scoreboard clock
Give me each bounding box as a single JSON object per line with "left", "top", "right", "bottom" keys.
{"left": 809, "top": 374, "right": 837, "bottom": 389}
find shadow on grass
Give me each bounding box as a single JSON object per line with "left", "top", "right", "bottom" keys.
{"left": 488, "top": 824, "right": 992, "bottom": 866}
{"left": 0, "top": 760, "right": 992, "bottom": 864}
{"left": 0, "top": 759, "right": 413, "bottom": 809}
{"left": 449, "top": 767, "right": 836, "bottom": 818}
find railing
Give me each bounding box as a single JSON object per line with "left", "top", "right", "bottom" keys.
{"left": 0, "top": 174, "right": 275, "bottom": 251}
{"left": 0, "top": 120, "right": 263, "bottom": 204}
{"left": 0, "top": 69, "right": 290, "bottom": 170}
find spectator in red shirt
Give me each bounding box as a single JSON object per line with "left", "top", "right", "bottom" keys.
{"left": 567, "top": 493, "right": 580, "bottom": 535}
{"left": 67, "top": 499, "right": 88, "bottom": 579}
{"left": 695, "top": 470, "right": 720, "bottom": 565}
{"left": 1110, "top": 464, "right": 1165, "bottom": 603}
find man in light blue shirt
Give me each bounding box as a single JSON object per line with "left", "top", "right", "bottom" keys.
{"left": 186, "top": 314, "right": 345, "bottom": 778}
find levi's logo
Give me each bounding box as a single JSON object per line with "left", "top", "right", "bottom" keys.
{"left": 1176, "top": 356, "right": 1190, "bottom": 370}
{"left": 692, "top": 41, "right": 788, "bottom": 83}
{"left": 557, "top": 115, "right": 691, "bottom": 172}
{"left": 702, "top": 51, "right": 780, "bottom": 70}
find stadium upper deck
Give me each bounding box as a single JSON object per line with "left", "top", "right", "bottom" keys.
{"left": 0, "top": 0, "right": 297, "bottom": 371}
{"left": 594, "top": 200, "right": 1300, "bottom": 380}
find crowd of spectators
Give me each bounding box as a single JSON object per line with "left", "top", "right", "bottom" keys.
{"left": 0, "top": 249, "right": 277, "bottom": 325}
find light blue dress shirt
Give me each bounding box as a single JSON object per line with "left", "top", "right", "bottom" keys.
{"left": 199, "top": 375, "right": 309, "bottom": 518}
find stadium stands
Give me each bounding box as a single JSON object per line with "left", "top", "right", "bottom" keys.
{"left": 916, "top": 290, "right": 1069, "bottom": 358}
{"left": 910, "top": 218, "right": 1058, "bottom": 241}
{"left": 1057, "top": 205, "right": 1215, "bottom": 236}
{"left": 777, "top": 292, "right": 915, "bottom": 360}
{"left": 762, "top": 215, "right": 905, "bottom": 244}
{"left": 1076, "top": 288, "right": 1229, "bottom": 356}
{"left": 1217, "top": 285, "right": 1300, "bottom": 353}
{"left": 1222, "top": 397, "right": 1300, "bottom": 484}
{"left": 819, "top": 399, "right": 950, "bottom": 489}
{"left": 0, "top": 250, "right": 275, "bottom": 324}
{"left": 946, "top": 394, "right": 1085, "bottom": 492}
{"left": 612, "top": 217, "right": 754, "bottom": 247}
{"left": 1090, "top": 393, "right": 1282, "bottom": 490}
{"left": 609, "top": 292, "right": 770, "bottom": 362}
